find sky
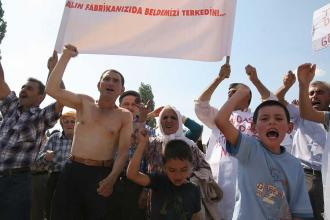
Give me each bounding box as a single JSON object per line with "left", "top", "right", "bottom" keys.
{"left": 1, "top": 0, "right": 329, "bottom": 142}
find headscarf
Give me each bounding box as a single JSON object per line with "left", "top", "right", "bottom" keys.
{"left": 158, "top": 105, "right": 194, "bottom": 152}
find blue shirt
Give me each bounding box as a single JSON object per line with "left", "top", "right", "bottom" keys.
{"left": 227, "top": 133, "right": 313, "bottom": 220}
{"left": 37, "top": 131, "right": 72, "bottom": 172}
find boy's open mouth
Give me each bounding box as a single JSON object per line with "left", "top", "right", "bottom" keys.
{"left": 266, "top": 130, "right": 279, "bottom": 138}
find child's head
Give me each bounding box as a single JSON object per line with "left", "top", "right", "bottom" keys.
{"left": 163, "top": 140, "right": 193, "bottom": 186}
{"left": 252, "top": 100, "right": 292, "bottom": 152}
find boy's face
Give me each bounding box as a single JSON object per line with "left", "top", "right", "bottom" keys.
{"left": 164, "top": 159, "right": 192, "bottom": 186}
{"left": 253, "top": 106, "right": 292, "bottom": 152}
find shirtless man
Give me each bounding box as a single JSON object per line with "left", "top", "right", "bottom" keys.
{"left": 46, "top": 45, "right": 133, "bottom": 220}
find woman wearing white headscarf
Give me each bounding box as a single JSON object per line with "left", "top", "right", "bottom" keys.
{"left": 145, "top": 105, "right": 208, "bottom": 173}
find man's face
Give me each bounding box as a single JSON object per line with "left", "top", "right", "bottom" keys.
{"left": 98, "top": 71, "right": 124, "bottom": 98}
{"left": 309, "top": 84, "right": 330, "bottom": 111}
{"left": 61, "top": 116, "right": 76, "bottom": 137}
{"left": 19, "top": 81, "right": 43, "bottom": 109}
{"left": 164, "top": 159, "right": 192, "bottom": 186}
{"left": 254, "top": 106, "right": 291, "bottom": 150}
{"left": 160, "top": 108, "right": 179, "bottom": 135}
{"left": 120, "top": 95, "right": 139, "bottom": 118}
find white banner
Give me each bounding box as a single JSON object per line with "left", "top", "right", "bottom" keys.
{"left": 55, "top": 0, "right": 236, "bottom": 61}
{"left": 312, "top": 3, "right": 330, "bottom": 51}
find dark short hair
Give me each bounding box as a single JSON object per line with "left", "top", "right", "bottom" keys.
{"left": 99, "top": 69, "right": 125, "bottom": 86}
{"left": 163, "top": 140, "right": 193, "bottom": 164}
{"left": 229, "top": 83, "right": 252, "bottom": 106}
{"left": 27, "top": 77, "right": 45, "bottom": 95}
{"left": 253, "top": 100, "right": 290, "bottom": 124}
{"left": 119, "top": 90, "right": 141, "bottom": 104}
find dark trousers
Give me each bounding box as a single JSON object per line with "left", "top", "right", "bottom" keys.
{"left": 304, "top": 170, "right": 324, "bottom": 220}
{"left": 45, "top": 172, "right": 61, "bottom": 220}
{"left": 31, "top": 172, "right": 48, "bottom": 220}
{"left": 0, "top": 173, "right": 32, "bottom": 220}
{"left": 51, "top": 161, "right": 114, "bottom": 220}
{"left": 110, "top": 176, "right": 147, "bottom": 220}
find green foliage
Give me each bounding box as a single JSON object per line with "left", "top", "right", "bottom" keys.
{"left": 0, "top": 1, "right": 7, "bottom": 45}
{"left": 138, "top": 82, "right": 156, "bottom": 128}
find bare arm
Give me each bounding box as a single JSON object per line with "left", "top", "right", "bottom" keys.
{"left": 127, "top": 129, "right": 151, "bottom": 187}
{"left": 146, "top": 106, "right": 164, "bottom": 120}
{"left": 215, "top": 85, "right": 251, "bottom": 146}
{"left": 46, "top": 51, "right": 64, "bottom": 114}
{"left": 298, "top": 63, "right": 325, "bottom": 123}
{"left": 47, "top": 50, "right": 65, "bottom": 89}
{"left": 0, "top": 59, "right": 11, "bottom": 100}
{"left": 275, "top": 71, "right": 296, "bottom": 106}
{"left": 97, "top": 111, "right": 133, "bottom": 197}
{"left": 245, "top": 64, "right": 270, "bottom": 100}
{"left": 197, "top": 59, "right": 230, "bottom": 101}
{"left": 45, "top": 45, "right": 82, "bottom": 110}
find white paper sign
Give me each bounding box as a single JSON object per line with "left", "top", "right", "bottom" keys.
{"left": 55, "top": 0, "right": 236, "bottom": 61}
{"left": 312, "top": 3, "right": 330, "bottom": 51}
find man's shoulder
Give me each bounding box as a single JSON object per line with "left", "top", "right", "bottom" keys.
{"left": 0, "top": 91, "right": 18, "bottom": 105}
{"left": 80, "top": 94, "right": 96, "bottom": 103}
{"left": 116, "top": 106, "right": 133, "bottom": 119}
{"left": 117, "top": 106, "right": 131, "bottom": 114}
{"left": 48, "top": 130, "right": 62, "bottom": 139}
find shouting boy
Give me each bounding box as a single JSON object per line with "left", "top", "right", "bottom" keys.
{"left": 215, "top": 85, "right": 313, "bottom": 220}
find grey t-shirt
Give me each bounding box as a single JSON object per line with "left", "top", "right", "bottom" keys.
{"left": 227, "top": 133, "right": 313, "bottom": 220}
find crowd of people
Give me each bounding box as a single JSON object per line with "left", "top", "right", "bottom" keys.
{"left": 0, "top": 44, "right": 329, "bottom": 220}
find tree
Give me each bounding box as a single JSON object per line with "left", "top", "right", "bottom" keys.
{"left": 0, "top": 1, "right": 7, "bottom": 45}
{"left": 138, "top": 82, "right": 156, "bottom": 128}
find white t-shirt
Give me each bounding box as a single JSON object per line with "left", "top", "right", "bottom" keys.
{"left": 288, "top": 104, "right": 327, "bottom": 170}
